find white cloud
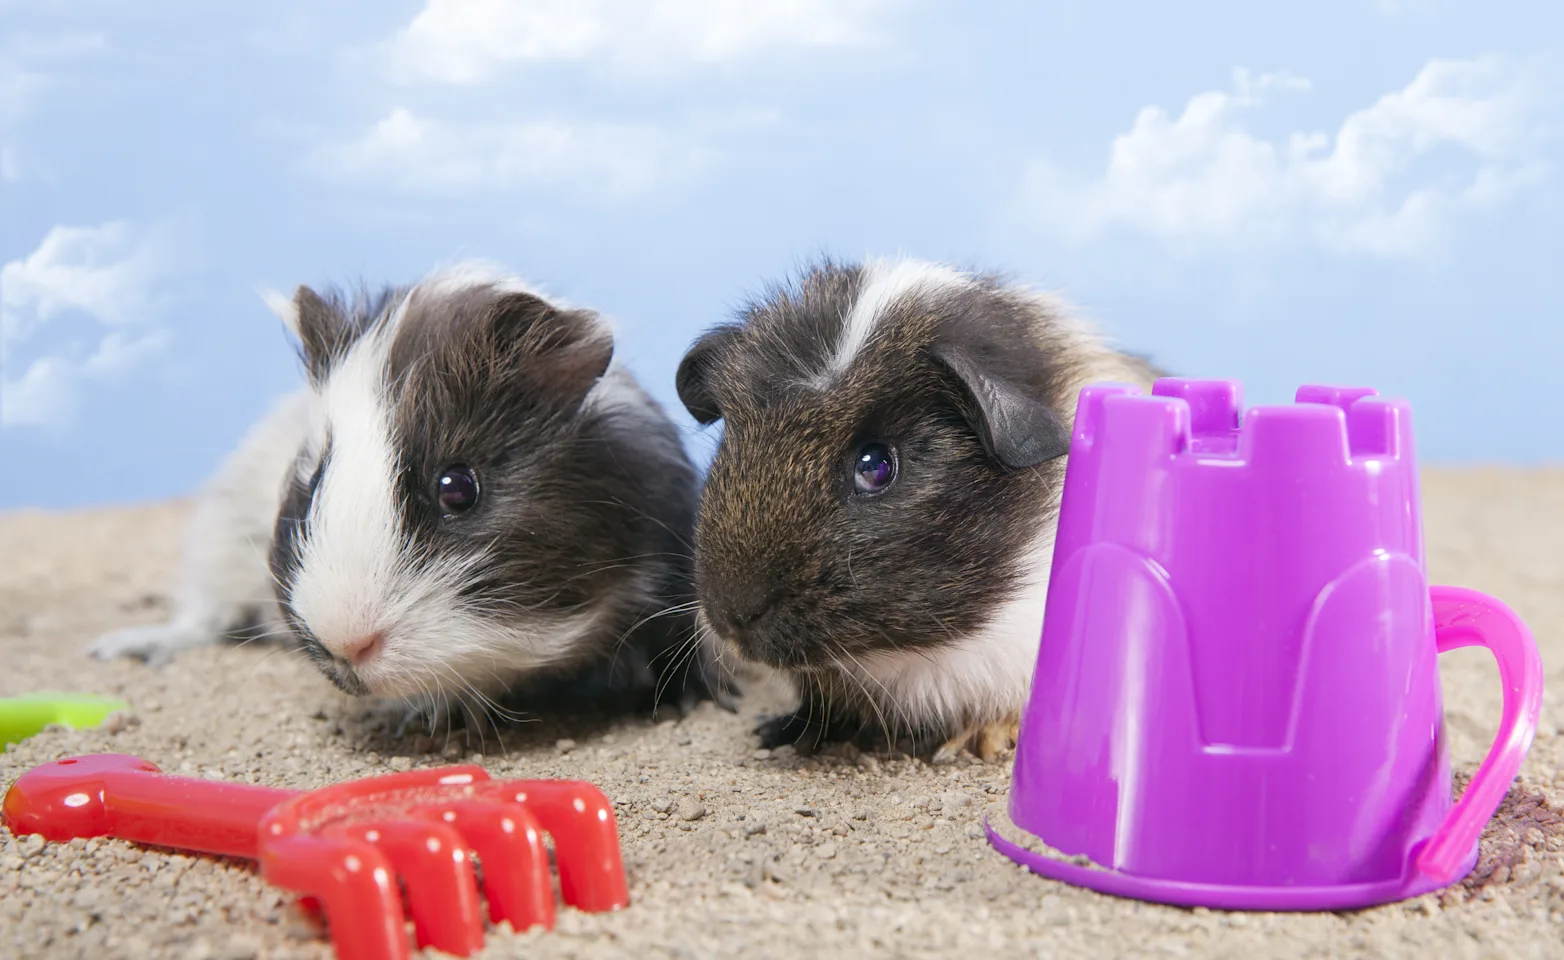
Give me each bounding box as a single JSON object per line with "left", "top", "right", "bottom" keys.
{"left": 1, "top": 220, "right": 176, "bottom": 430}
{"left": 321, "top": 0, "right": 891, "bottom": 200}
{"left": 380, "top": 0, "right": 896, "bottom": 84}
{"left": 2, "top": 329, "right": 171, "bottom": 428}
{"left": 308, "top": 106, "right": 715, "bottom": 198}
{"left": 1025, "top": 58, "right": 1548, "bottom": 259}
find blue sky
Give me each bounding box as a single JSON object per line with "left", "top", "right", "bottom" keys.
{"left": 2, "top": 0, "right": 1561, "bottom": 510}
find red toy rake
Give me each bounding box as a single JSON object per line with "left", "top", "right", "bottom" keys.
{"left": 2, "top": 753, "right": 629, "bottom": 960}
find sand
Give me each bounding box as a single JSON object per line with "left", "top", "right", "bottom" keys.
{"left": 2, "top": 467, "right": 1563, "bottom": 960}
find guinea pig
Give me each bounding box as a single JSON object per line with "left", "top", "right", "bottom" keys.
{"left": 675, "top": 256, "right": 1162, "bottom": 761}
{"left": 90, "top": 261, "right": 724, "bottom": 727}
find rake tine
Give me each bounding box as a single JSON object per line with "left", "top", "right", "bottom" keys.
{"left": 415, "top": 800, "right": 556, "bottom": 933}
{"left": 480, "top": 779, "right": 630, "bottom": 912}
{"left": 259, "top": 833, "right": 409, "bottom": 960}
{"left": 329, "top": 819, "right": 485, "bottom": 957}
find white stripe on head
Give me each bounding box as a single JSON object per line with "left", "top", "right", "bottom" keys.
{"left": 286, "top": 314, "right": 409, "bottom": 665}
{"left": 819, "top": 257, "right": 973, "bottom": 383}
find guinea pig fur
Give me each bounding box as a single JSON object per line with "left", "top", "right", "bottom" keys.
{"left": 90, "top": 262, "right": 724, "bottom": 728}
{"left": 676, "top": 256, "right": 1163, "bottom": 762}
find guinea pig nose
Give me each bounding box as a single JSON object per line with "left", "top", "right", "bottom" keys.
{"left": 716, "top": 584, "right": 788, "bottom": 633}
{"left": 337, "top": 630, "right": 385, "bottom": 666}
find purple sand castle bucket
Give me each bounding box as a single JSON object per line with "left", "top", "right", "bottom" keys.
{"left": 986, "top": 379, "right": 1544, "bottom": 911}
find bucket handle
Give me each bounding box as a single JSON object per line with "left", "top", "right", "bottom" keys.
{"left": 1415, "top": 585, "right": 1545, "bottom": 884}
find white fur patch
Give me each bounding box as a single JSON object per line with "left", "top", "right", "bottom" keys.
{"left": 818, "top": 257, "right": 972, "bottom": 383}
{"left": 842, "top": 523, "right": 1057, "bottom": 733}
{"left": 87, "top": 388, "right": 312, "bottom": 661}
{"left": 286, "top": 317, "right": 407, "bottom": 665}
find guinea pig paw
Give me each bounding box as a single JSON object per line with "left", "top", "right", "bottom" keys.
{"left": 754, "top": 710, "right": 830, "bottom": 753}
{"left": 974, "top": 717, "right": 1021, "bottom": 762}
{"left": 86, "top": 622, "right": 209, "bottom": 665}
{"left": 936, "top": 717, "right": 1020, "bottom": 764}
{"left": 930, "top": 739, "right": 965, "bottom": 765}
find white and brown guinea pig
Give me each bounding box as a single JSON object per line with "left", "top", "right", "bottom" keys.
{"left": 675, "top": 256, "right": 1163, "bottom": 761}
{"left": 90, "top": 262, "right": 724, "bottom": 725}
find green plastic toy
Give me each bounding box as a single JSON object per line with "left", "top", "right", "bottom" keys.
{"left": 0, "top": 693, "right": 129, "bottom": 748}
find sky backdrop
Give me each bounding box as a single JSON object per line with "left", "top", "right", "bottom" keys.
{"left": 3, "top": 0, "right": 1562, "bottom": 510}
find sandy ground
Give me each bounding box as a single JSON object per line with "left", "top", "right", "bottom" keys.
{"left": 2, "top": 467, "right": 1563, "bottom": 960}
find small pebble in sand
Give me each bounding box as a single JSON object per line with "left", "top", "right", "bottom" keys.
{"left": 18, "top": 835, "right": 45, "bottom": 858}
{"left": 388, "top": 756, "right": 413, "bottom": 772}
{"left": 815, "top": 841, "right": 838, "bottom": 859}
{"left": 650, "top": 798, "right": 674, "bottom": 815}
{"left": 745, "top": 822, "right": 768, "bottom": 836}
{"left": 555, "top": 738, "right": 577, "bottom": 754}
{"left": 752, "top": 748, "right": 772, "bottom": 760}
{"left": 677, "top": 798, "right": 707, "bottom": 821}
{"left": 743, "top": 861, "right": 765, "bottom": 888}
{"left": 216, "top": 939, "right": 262, "bottom": 960}
{"left": 794, "top": 807, "right": 817, "bottom": 818}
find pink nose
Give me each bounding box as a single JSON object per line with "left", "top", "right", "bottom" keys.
{"left": 337, "top": 631, "right": 385, "bottom": 666}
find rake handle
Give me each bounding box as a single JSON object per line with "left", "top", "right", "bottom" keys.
{"left": 3, "top": 753, "right": 295, "bottom": 860}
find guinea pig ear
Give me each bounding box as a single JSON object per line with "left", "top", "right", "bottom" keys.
{"left": 290, "top": 285, "right": 355, "bottom": 384}
{"left": 929, "top": 341, "right": 1072, "bottom": 470}
{"left": 489, "top": 292, "right": 615, "bottom": 396}
{"left": 676, "top": 325, "right": 743, "bottom": 425}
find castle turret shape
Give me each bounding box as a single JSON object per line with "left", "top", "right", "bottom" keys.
{"left": 990, "top": 378, "right": 1542, "bottom": 911}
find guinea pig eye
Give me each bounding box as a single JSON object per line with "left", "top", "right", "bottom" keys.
{"left": 436, "top": 465, "right": 480, "bottom": 516}
{"left": 852, "top": 442, "right": 897, "bottom": 495}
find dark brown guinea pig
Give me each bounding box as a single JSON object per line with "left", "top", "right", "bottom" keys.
{"left": 675, "top": 256, "right": 1162, "bottom": 761}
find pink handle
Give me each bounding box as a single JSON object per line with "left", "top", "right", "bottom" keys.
{"left": 1415, "top": 586, "right": 1545, "bottom": 884}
